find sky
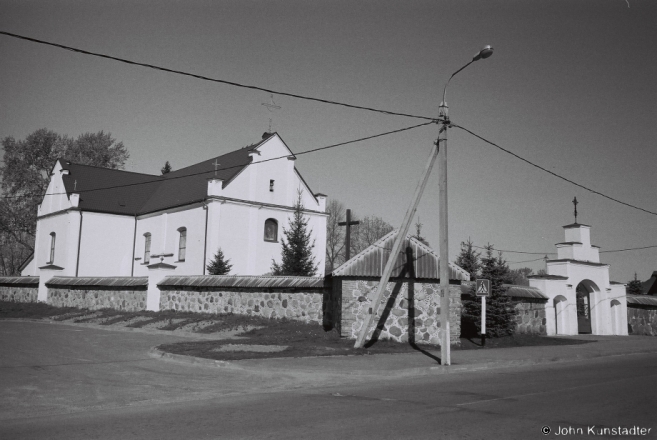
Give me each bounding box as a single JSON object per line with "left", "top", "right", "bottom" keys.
{"left": 0, "top": 0, "right": 655, "bottom": 283}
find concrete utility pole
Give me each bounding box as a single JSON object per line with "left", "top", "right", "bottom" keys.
{"left": 353, "top": 46, "right": 494, "bottom": 364}
{"left": 338, "top": 209, "right": 360, "bottom": 261}
{"left": 437, "top": 45, "right": 494, "bottom": 365}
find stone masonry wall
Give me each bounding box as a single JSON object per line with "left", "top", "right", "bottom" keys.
{"left": 47, "top": 288, "right": 147, "bottom": 312}
{"left": 339, "top": 279, "right": 462, "bottom": 346}
{"left": 513, "top": 300, "right": 548, "bottom": 335}
{"left": 160, "top": 289, "right": 324, "bottom": 325}
{"left": 627, "top": 306, "right": 657, "bottom": 336}
{"left": 0, "top": 286, "right": 38, "bottom": 303}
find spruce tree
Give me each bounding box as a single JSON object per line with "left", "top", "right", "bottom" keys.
{"left": 461, "top": 244, "right": 517, "bottom": 338}
{"left": 455, "top": 238, "right": 481, "bottom": 281}
{"left": 161, "top": 161, "right": 172, "bottom": 174}
{"left": 627, "top": 272, "right": 644, "bottom": 295}
{"left": 206, "top": 248, "right": 232, "bottom": 275}
{"left": 271, "top": 192, "right": 317, "bottom": 276}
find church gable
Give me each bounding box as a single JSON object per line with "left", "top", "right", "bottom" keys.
{"left": 39, "top": 133, "right": 321, "bottom": 217}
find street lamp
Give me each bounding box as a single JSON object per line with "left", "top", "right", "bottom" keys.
{"left": 438, "top": 45, "right": 493, "bottom": 366}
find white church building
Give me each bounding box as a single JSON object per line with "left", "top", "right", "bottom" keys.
{"left": 21, "top": 133, "right": 328, "bottom": 284}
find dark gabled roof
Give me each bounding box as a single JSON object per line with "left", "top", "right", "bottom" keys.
{"left": 54, "top": 134, "right": 279, "bottom": 216}
{"left": 332, "top": 230, "right": 469, "bottom": 281}
{"left": 642, "top": 271, "right": 657, "bottom": 295}
{"left": 138, "top": 143, "right": 259, "bottom": 214}
{"left": 62, "top": 164, "right": 162, "bottom": 215}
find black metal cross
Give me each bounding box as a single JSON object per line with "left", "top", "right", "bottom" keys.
{"left": 573, "top": 197, "right": 579, "bottom": 224}
{"left": 338, "top": 209, "right": 360, "bottom": 261}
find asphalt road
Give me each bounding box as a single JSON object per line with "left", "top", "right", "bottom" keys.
{"left": 1, "top": 321, "right": 656, "bottom": 439}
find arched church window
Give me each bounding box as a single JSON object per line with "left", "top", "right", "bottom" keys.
{"left": 178, "top": 228, "right": 187, "bottom": 262}
{"left": 264, "top": 219, "right": 278, "bottom": 242}
{"left": 48, "top": 232, "right": 56, "bottom": 264}
{"left": 144, "top": 233, "right": 151, "bottom": 264}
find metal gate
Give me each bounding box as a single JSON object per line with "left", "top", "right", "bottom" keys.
{"left": 576, "top": 287, "right": 592, "bottom": 334}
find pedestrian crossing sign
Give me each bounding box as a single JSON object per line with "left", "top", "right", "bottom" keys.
{"left": 476, "top": 279, "right": 490, "bottom": 297}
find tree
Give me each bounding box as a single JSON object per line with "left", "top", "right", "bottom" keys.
{"left": 0, "top": 128, "right": 129, "bottom": 275}
{"left": 454, "top": 238, "right": 481, "bottom": 281}
{"left": 461, "top": 244, "right": 517, "bottom": 338}
{"left": 350, "top": 214, "right": 394, "bottom": 256}
{"left": 161, "top": 161, "right": 172, "bottom": 175}
{"left": 64, "top": 131, "right": 129, "bottom": 169}
{"left": 509, "top": 267, "right": 534, "bottom": 286}
{"left": 324, "top": 198, "right": 346, "bottom": 273}
{"left": 412, "top": 218, "right": 430, "bottom": 246}
{"left": 271, "top": 192, "right": 318, "bottom": 276}
{"left": 206, "top": 248, "right": 232, "bottom": 275}
{"left": 627, "top": 273, "right": 644, "bottom": 295}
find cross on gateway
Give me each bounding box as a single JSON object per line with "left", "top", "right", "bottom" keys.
{"left": 212, "top": 159, "right": 220, "bottom": 177}
{"left": 573, "top": 197, "right": 579, "bottom": 224}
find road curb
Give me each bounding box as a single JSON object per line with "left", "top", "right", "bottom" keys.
{"left": 147, "top": 345, "right": 657, "bottom": 378}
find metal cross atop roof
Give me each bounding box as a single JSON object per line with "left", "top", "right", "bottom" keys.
{"left": 573, "top": 196, "right": 579, "bottom": 224}
{"left": 261, "top": 94, "right": 281, "bottom": 132}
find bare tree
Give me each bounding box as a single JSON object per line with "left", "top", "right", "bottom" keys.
{"left": 351, "top": 214, "right": 394, "bottom": 256}
{"left": 325, "top": 199, "right": 346, "bottom": 273}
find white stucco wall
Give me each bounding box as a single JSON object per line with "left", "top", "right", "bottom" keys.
{"left": 77, "top": 212, "right": 136, "bottom": 277}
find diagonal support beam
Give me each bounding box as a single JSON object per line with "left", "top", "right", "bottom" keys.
{"left": 354, "top": 137, "right": 441, "bottom": 348}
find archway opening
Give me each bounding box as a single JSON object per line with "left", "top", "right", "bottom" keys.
{"left": 575, "top": 280, "right": 599, "bottom": 334}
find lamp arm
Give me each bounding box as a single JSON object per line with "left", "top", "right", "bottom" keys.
{"left": 441, "top": 59, "right": 474, "bottom": 106}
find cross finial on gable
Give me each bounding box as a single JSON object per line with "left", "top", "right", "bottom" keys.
{"left": 572, "top": 196, "right": 579, "bottom": 224}
{"left": 212, "top": 159, "right": 220, "bottom": 177}
{"left": 261, "top": 94, "right": 281, "bottom": 133}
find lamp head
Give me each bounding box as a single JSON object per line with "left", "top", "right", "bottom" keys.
{"left": 473, "top": 45, "right": 494, "bottom": 61}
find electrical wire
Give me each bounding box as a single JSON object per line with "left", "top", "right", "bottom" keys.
{"left": 1, "top": 121, "right": 435, "bottom": 199}
{"left": 471, "top": 245, "right": 554, "bottom": 255}
{"left": 0, "top": 30, "right": 435, "bottom": 122}
{"left": 452, "top": 123, "right": 657, "bottom": 217}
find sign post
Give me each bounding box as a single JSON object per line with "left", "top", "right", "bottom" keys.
{"left": 476, "top": 279, "right": 490, "bottom": 347}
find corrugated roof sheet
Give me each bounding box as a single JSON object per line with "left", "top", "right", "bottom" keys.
{"left": 502, "top": 284, "right": 548, "bottom": 299}
{"left": 0, "top": 276, "right": 39, "bottom": 285}
{"left": 331, "top": 230, "right": 469, "bottom": 281}
{"left": 46, "top": 277, "right": 148, "bottom": 287}
{"left": 158, "top": 275, "right": 325, "bottom": 289}
{"left": 626, "top": 294, "right": 657, "bottom": 307}
{"left": 57, "top": 134, "right": 277, "bottom": 216}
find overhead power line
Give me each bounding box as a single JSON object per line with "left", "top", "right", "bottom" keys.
{"left": 1, "top": 121, "right": 434, "bottom": 199}
{"left": 473, "top": 243, "right": 657, "bottom": 256}
{"left": 507, "top": 257, "right": 547, "bottom": 265}
{"left": 452, "top": 123, "right": 657, "bottom": 217}
{"left": 601, "top": 244, "right": 657, "bottom": 253}
{"left": 472, "top": 245, "right": 554, "bottom": 255}
{"left": 0, "top": 30, "right": 435, "bottom": 122}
